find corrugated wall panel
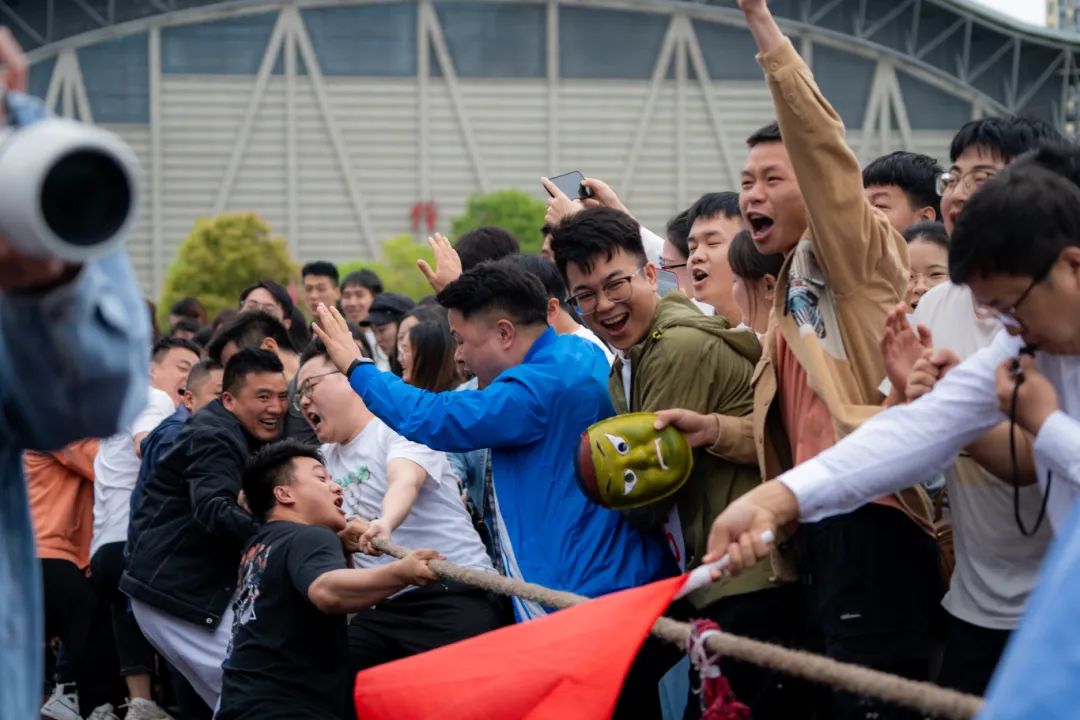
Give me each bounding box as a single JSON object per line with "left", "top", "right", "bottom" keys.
{"left": 104, "top": 124, "right": 153, "bottom": 292}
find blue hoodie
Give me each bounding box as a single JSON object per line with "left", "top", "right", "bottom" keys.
{"left": 348, "top": 327, "right": 675, "bottom": 619}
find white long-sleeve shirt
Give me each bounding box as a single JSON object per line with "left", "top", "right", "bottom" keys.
{"left": 780, "top": 329, "right": 1080, "bottom": 532}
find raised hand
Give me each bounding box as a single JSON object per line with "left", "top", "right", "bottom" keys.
{"left": 311, "top": 304, "right": 362, "bottom": 374}
{"left": 880, "top": 303, "right": 933, "bottom": 396}
{"left": 581, "top": 178, "right": 632, "bottom": 218}
{"left": 416, "top": 233, "right": 463, "bottom": 293}
{"left": 542, "top": 176, "right": 583, "bottom": 230}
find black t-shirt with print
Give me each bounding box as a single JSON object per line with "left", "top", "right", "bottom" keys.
{"left": 217, "top": 521, "right": 350, "bottom": 720}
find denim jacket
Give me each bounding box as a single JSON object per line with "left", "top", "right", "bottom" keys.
{"left": 0, "top": 250, "right": 149, "bottom": 719}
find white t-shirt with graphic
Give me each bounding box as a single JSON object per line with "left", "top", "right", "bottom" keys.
{"left": 321, "top": 419, "right": 494, "bottom": 577}
{"left": 91, "top": 386, "right": 175, "bottom": 558}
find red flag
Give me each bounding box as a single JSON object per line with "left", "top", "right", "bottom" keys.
{"left": 354, "top": 575, "right": 687, "bottom": 720}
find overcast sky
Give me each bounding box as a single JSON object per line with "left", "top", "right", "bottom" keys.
{"left": 970, "top": 0, "right": 1048, "bottom": 26}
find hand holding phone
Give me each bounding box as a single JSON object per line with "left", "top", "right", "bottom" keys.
{"left": 545, "top": 171, "right": 594, "bottom": 201}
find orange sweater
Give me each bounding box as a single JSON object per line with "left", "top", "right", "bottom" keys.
{"left": 24, "top": 439, "right": 99, "bottom": 569}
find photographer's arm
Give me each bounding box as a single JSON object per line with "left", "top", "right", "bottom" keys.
{"left": 0, "top": 249, "right": 150, "bottom": 450}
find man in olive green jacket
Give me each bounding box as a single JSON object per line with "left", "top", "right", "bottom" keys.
{"left": 551, "top": 206, "right": 803, "bottom": 719}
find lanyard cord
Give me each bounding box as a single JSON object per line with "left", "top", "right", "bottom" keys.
{"left": 1009, "top": 362, "right": 1052, "bottom": 536}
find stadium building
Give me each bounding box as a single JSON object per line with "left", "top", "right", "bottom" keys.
{"left": 18, "top": 0, "right": 1080, "bottom": 294}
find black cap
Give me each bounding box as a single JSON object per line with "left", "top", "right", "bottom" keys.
{"left": 361, "top": 292, "right": 415, "bottom": 327}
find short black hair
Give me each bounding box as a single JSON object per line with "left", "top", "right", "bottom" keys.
{"left": 239, "top": 279, "right": 294, "bottom": 317}
{"left": 862, "top": 151, "right": 943, "bottom": 218}
{"left": 169, "top": 297, "right": 208, "bottom": 324}
{"left": 747, "top": 122, "right": 781, "bottom": 147}
{"left": 950, "top": 161, "right": 1080, "bottom": 283}
{"left": 1018, "top": 141, "right": 1080, "bottom": 187}
{"left": 223, "top": 348, "right": 285, "bottom": 396}
{"left": 169, "top": 318, "right": 203, "bottom": 337}
{"left": 242, "top": 439, "right": 325, "bottom": 521}
{"left": 728, "top": 229, "right": 784, "bottom": 281}
{"left": 207, "top": 311, "right": 295, "bottom": 365}
{"left": 437, "top": 259, "right": 548, "bottom": 327}
{"left": 549, "top": 207, "right": 645, "bottom": 280}
{"left": 186, "top": 359, "right": 222, "bottom": 393}
{"left": 504, "top": 254, "right": 569, "bottom": 309}
{"left": 193, "top": 326, "right": 214, "bottom": 348}
{"left": 301, "top": 261, "right": 339, "bottom": 285}
{"left": 903, "top": 221, "right": 949, "bottom": 250}
{"left": 340, "top": 269, "right": 383, "bottom": 295}
{"left": 454, "top": 227, "right": 521, "bottom": 271}
{"left": 665, "top": 209, "right": 692, "bottom": 260}
{"left": 151, "top": 336, "right": 201, "bottom": 363}
{"left": 286, "top": 305, "right": 311, "bottom": 352}
{"left": 687, "top": 192, "right": 741, "bottom": 227}
{"left": 949, "top": 115, "right": 1064, "bottom": 164}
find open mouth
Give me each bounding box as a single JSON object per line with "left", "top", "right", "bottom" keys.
{"left": 258, "top": 417, "right": 280, "bottom": 433}
{"left": 747, "top": 212, "right": 775, "bottom": 243}
{"left": 691, "top": 267, "right": 709, "bottom": 286}
{"left": 304, "top": 410, "right": 323, "bottom": 434}
{"left": 598, "top": 312, "right": 630, "bottom": 335}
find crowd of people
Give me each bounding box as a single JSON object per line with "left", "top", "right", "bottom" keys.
{"left": 9, "top": 0, "right": 1080, "bottom": 719}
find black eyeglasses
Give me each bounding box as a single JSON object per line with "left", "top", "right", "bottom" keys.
{"left": 293, "top": 370, "right": 339, "bottom": 412}
{"left": 567, "top": 267, "right": 645, "bottom": 316}
{"left": 985, "top": 269, "right": 1048, "bottom": 332}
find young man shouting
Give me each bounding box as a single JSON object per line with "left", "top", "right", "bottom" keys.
{"left": 217, "top": 440, "right": 438, "bottom": 720}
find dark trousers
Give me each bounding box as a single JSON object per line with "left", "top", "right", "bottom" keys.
{"left": 799, "top": 504, "right": 943, "bottom": 720}
{"left": 936, "top": 614, "right": 1011, "bottom": 696}
{"left": 682, "top": 584, "right": 813, "bottom": 720}
{"left": 348, "top": 580, "right": 510, "bottom": 672}
{"left": 42, "top": 559, "right": 97, "bottom": 687}
{"left": 90, "top": 541, "right": 156, "bottom": 677}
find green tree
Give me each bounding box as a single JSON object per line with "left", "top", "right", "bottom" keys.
{"left": 449, "top": 189, "right": 546, "bottom": 254}
{"left": 340, "top": 234, "right": 436, "bottom": 302}
{"left": 158, "top": 212, "right": 297, "bottom": 328}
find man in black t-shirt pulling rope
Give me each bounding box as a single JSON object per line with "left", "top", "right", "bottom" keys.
{"left": 216, "top": 440, "right": 441, "bottom": 720}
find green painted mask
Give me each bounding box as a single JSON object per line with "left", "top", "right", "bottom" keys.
{"left": 574, "top": 412, "right": 693, "bottom": 510}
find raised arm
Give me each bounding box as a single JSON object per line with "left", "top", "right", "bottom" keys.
{"left": 0, "top": 250, "right": 150, "bottom": 450}
{"left": 741, "top": 0, "right": 906, "bottom": 295}
{"left": 350, "top": 364, "right": 546, "bottom": 452}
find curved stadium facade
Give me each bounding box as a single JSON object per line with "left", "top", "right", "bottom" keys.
{"left": 19, "top": 0, "right": 1080, "bottom": 294}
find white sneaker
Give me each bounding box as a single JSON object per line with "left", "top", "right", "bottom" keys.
{"left": 123, "top": 698, "right": 174, "bottom": 720}
{"left": 40, "top": 683, "right": 80, "bottom": 720}
{"left": 87, "top": 705, "right": 120, "bottom": 720}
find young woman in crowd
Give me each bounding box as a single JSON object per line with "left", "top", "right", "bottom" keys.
{"left": 727, "top": 229, "right": 784, "bottom": 338}
{"left": 903, "top": 221, "right": 950, "bottom": 312}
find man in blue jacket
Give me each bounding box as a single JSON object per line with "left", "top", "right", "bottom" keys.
{"left": 315, "top": 260, "right": 674, "bottom": 615}
{"left": 314, "top": 259, "right": 678, "bottom": 717}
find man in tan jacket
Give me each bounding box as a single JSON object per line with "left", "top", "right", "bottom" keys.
{"left": 659, "top": 1, "right": 938, "bottom": 716}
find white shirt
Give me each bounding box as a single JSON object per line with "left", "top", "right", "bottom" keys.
{"left": 571, "top": 325, "right": 615, "bottom": 365}
{"left": 640, "top": 226, "right": 664, "bottom": 266}
{"left": 782, "top": 329, "right": 1080, "bottom": 535}
{"left": 912, "top": 283, "right": 1052, "bottom": 629}
{"left": 321, "top": 418, "right": 494, "bottom": 581}
{"left": 91, "top": 386, "right": 175, "bottom": 558}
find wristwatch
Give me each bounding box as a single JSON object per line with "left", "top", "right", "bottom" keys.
{"left": 346, "top": 357, "right": 373, "bottom": 380}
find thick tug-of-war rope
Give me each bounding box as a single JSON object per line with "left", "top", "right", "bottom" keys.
{"left": 369, "top": 536, "right": 985, "bottom": 720}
